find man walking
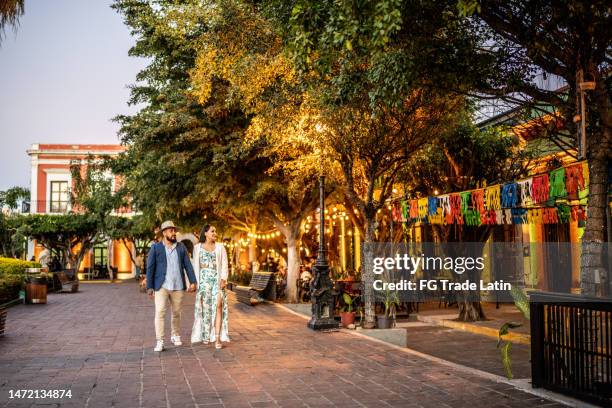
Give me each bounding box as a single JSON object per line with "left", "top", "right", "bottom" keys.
{"left": 146, "top": 221, "right": 197, "bottom": 352}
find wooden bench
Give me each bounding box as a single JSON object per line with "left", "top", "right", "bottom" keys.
{"left": 55, "top": 271, "right": 78, "bottom": 293}
{"left": 234, "top": 272, "right": 275, "bottom": 306}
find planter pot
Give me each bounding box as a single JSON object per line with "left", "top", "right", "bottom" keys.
{"left": 25, "top": 282, "right": 47, "bottom": 304}
{"left": 340, "top": 311, "right": 356, "bottom": 328}
{"left": 376, "top": 315, "right": 393, "bottom": 329}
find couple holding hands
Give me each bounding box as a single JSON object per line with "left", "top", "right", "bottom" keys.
{"left": 146, "top": 221, "right": 229, "bottom": 352}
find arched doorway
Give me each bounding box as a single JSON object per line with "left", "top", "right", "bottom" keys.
{"left": 177, "top": 232, "right": 198, "bottom": 256}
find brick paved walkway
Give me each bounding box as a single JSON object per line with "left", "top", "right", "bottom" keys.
{"left": 0, "top": 282, "right": 563, "bottom": 408}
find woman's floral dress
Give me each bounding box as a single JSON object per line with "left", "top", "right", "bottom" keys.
{"left": 191, "top": 247, "right": 229, "bottom": 344}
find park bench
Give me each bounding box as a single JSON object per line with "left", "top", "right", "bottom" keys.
{"left": 54, "top": 270, "right": 79, "bottom": 293}
{"left": 234, "top": 271, "right": 275, "bottom": 306}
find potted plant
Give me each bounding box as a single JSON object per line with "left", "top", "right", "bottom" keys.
{"left": 340, "top": 292, "right": 359, "bottom": 327}
{"left": 377, "top": 288, "right": 399, "bottom": 329}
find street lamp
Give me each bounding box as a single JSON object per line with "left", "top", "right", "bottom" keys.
{"left": 307, "top": 174, "right": 339, "bottom": 330}
{"left": 308, "top": 124, "right": 339, "bottom": 330}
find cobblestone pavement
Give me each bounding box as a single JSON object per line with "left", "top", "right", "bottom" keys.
{"left": 400, "top": 325, "right": 531, "bottom": 379}
{"left": 0, "top": 282, "right": 563, "bottom": 408}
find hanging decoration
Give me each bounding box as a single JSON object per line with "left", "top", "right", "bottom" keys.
{"left": 396, "top": 161, "right": 589, "bottom": 226}
{"left": 484, "top": 185, "right": 501, "bottom": 210}
{"left": 501, "top": 183, "right": 519, "bottom": 208}
{"left": 548, "top": 167, "right": 567, "bottom": 200}
{"left": 517, "top": 179, "right": 532, "bottom": 206}
{"left": 531, "top": 174, "right": 550, "bottom": 204}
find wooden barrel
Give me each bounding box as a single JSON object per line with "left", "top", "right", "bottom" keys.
{"left": 25, "top": 281, "right": 47, "bottom": 304}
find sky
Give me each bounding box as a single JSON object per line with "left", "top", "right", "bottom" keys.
{"left": 0, "top": 0, "right": 147, "bottom": 191}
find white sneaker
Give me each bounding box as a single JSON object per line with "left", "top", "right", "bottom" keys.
{"left": 154, "top": 340, "right": 164, "bottom": 352}
{"left": 171, "top": 336, "right": 182, "bottom": 346}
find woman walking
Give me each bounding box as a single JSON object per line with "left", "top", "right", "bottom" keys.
{"left": 191, "top": 224, "right": 230, "bottom": 348}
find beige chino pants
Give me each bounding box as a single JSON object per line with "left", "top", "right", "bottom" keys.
{"left": 154, "top": 288, "right": 184, "bottom": 341}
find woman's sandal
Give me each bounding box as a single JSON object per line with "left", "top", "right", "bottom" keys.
{"left": 215, "top": 342, "right": 222, "bottom": 349}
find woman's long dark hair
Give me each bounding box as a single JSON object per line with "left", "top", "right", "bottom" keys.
{"left": 199, "top": 224, "right": 211, "bottom": 243}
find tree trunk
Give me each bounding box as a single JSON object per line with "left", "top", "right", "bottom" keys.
{"left": 270, "top": 217, "right": 303, "bottom": 303}
{"left": 580, "top": 79, "right": 610, "bottom": 295}
{"left": 249, "top": 225, "right": 257, "bottom": 266}
{"left": 107, "top": 240, "right": 114, "bottom": 281}
{"left": 362, "top": 218, "right": 376, "bottom": 328}
{"left": 439, "top": 225, "right": 489, "bottom": 322}
{"left": 121, "top": 238, "right": 137, "bottom": 265}
{"left": 231, "top": 232, "right": 241, "bottom": 269}
{"left": 458, "top": 301, "right": 486, "bottom": 321}
{"left": 285, "top": 236, "right": 300, "bottom": 302}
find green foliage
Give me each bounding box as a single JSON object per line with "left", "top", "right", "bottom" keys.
{"left": 112, "top": 0, "right": 265, "bottom": 230}
{"left": 342, "top": 292, "right": 359, "bottom": 313}
{"left": 107, "top": 215, "right": 156, "bottom": 263}
{"left": 382, "top": 287, "right": 399, "bottom": 318}
{"left": 0, "top": 186, "right": 29, "bottom": 210}
{"left": 0, "top": 258, "right": 40, "bottom": 304}
{"left": 497, "top": 321, "right": 523, "bottom": 345}
{"left": 0, "top": 258, "right": 40, "bottom": 275}
{"left": 497, "top": 287, "right": 530, "bottom": 379}
{"left": 400, "top": 112, "right": 530, "bottom": 196}
{"left": 499, "top": 341, "right": 512, "bottom": 379}
{"left": 17, "top": 214, "right": 98, "bottom": 274}
{"left": 510, "top": 285, "right": 530, "bottom": 320}
{"left": 0, "top": 214, "right": 27, "bottom": 258}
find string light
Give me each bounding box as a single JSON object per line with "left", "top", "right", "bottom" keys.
{"left": 247, "top": 230, "right": 282, "bottom": 241}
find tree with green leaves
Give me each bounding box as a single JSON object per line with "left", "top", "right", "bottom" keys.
{"left": 113, "top": 0, "right": 337, "bottom": 302}
{"left": 266, "top": 0, "right": 471, "bottom": 323}
{"left": 0, "top": 187, "right": 30, "bottom": 258}
{"left": 107, "top": 214, "right": 155, "bottom": 268}
{"left": 112, "top": 0, "right": 259, "bottom": 233}
{"left": 400, "top": 113, "right": 531, "bottom": 320}
{"left": 17, "top": 214, "right": 98, "bottom": 275}
{"left": 456, "top": 0, "right": 611, "bottom": 295}
{"left": 188, "top": 0, "right": 337, "bottom": 301}
{"left": 0, "top": 186, "right": 29, "bottom": 210}
{"left": 70, "top": 157, "right": 130, "bottom": 280}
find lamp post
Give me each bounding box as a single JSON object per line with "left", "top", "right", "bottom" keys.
{"left": 307, "top": 174, "right": 339, "bottom": 330}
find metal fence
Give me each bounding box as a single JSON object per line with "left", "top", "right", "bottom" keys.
{"left": 530, "top": 291, "right": 612, "bottom": 406}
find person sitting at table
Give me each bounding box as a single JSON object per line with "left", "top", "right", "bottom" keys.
{"left": 276, "top": 266, "right": 287, "bottom": 298}
{"left": 299, "top": 266, "right": 312, "bottom": 282}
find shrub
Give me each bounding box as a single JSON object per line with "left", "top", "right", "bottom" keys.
{"left": 0, "top": 258, "right": 41, "bottom": 304}
{"left": 0, "top": 257, "right": 40, "bottom": 275}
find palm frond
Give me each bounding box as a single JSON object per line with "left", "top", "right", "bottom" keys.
{"left": 500, "top": 342, "right": 513, "bottom": 379}
{"left": 0, "top": 0, "right": 24, "bottom": 44}
{"left": 510, "top": 286, "right": 530, "bottom": 320}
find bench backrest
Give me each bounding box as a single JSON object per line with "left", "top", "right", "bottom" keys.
{"left": 249, "top": 272, "right": 274, "bottom": 290}
{"left": 57, "top": 271, "right": 76, "bottom": 284}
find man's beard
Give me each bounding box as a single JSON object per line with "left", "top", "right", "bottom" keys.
{"left": 167, "top": 236, "right": 177, "bottom": 243}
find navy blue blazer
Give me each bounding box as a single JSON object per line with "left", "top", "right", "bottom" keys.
{"left": 146, "top": 241, "right": 197, "bottom": 291}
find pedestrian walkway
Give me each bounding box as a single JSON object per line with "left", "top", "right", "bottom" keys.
{"left": 0, "top": 282, "right": 564, "bottom": 408}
